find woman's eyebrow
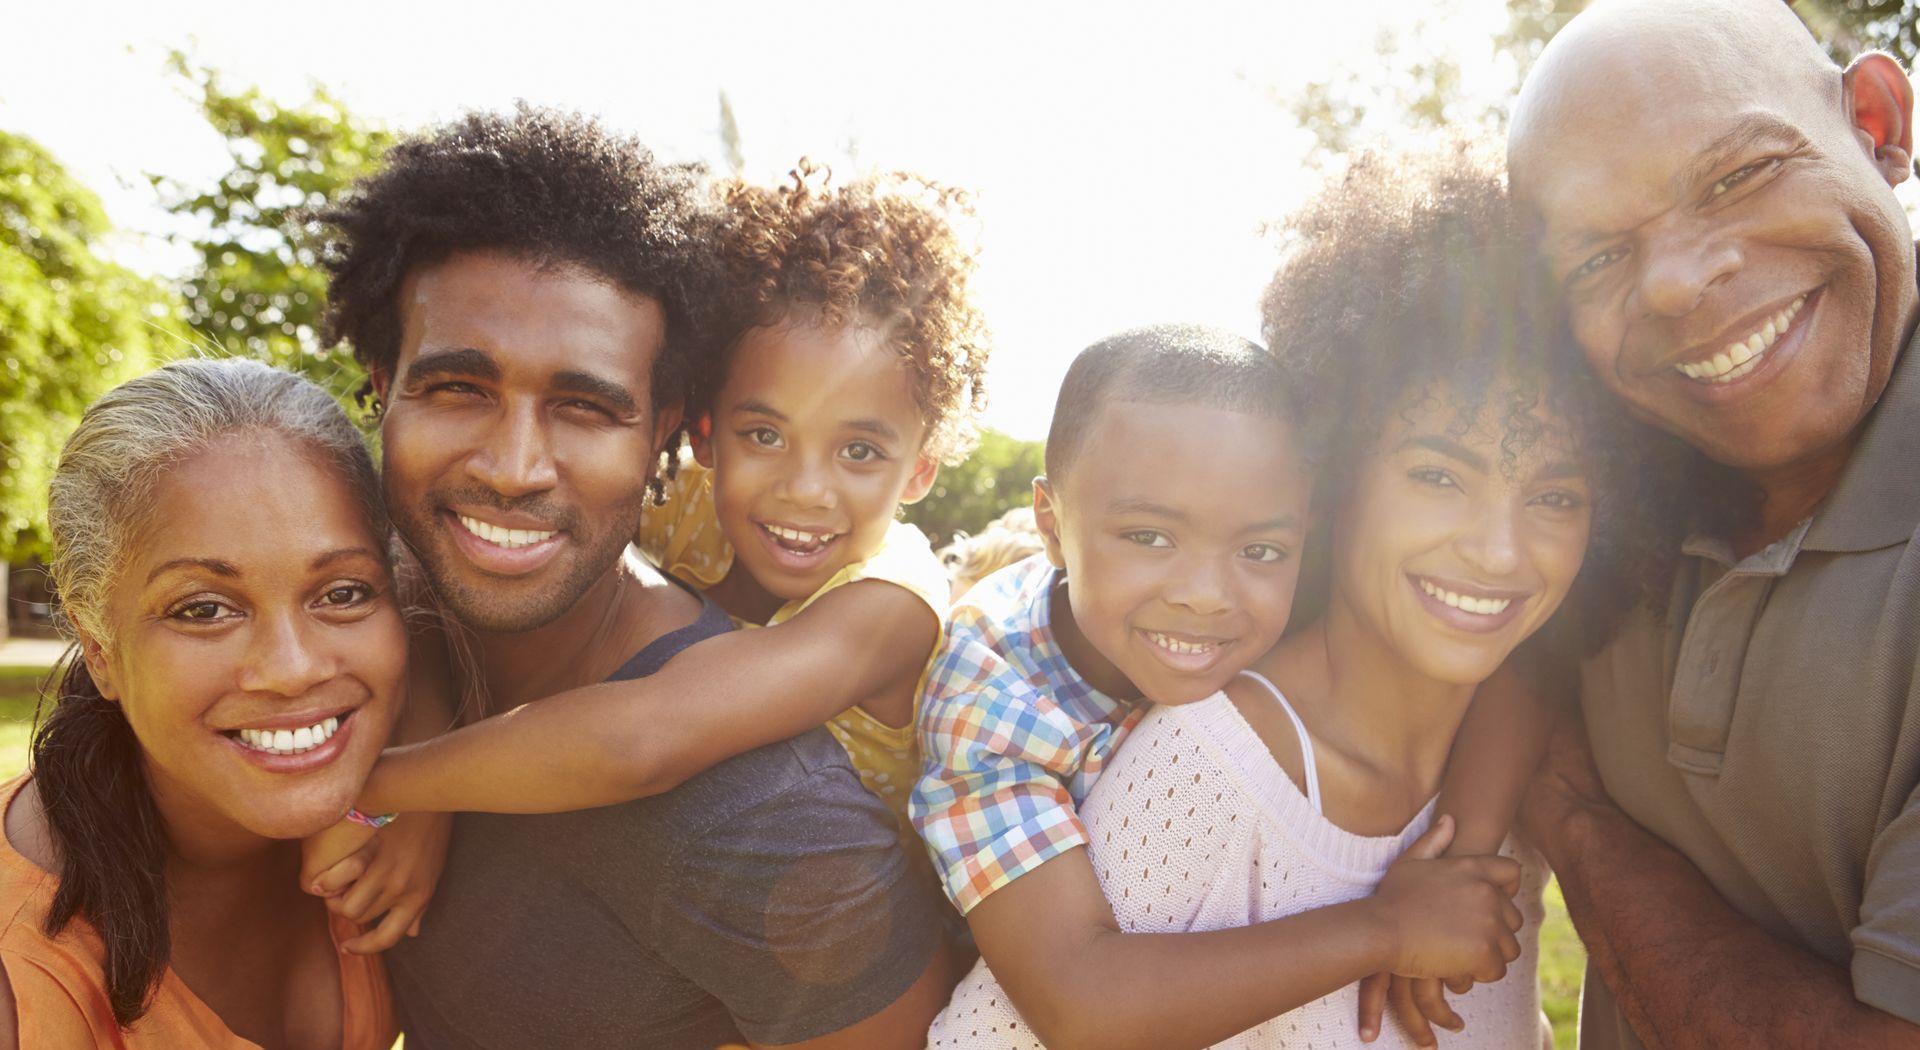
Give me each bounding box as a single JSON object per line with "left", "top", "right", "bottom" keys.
{"left": 1401, "top": 433, "right": 1488, "bottom": 472}
{"left": 311, "top": 547, "right": 384, "bottom": 570}
{"left": 145, "top": 557, "right": 238, "bottom": 584}
{"left": 1533, "top": 459, "right": 1587, "bottom": 483}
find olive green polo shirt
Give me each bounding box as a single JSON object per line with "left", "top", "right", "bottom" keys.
{"left": 1577, "top": 337, "right": 1920, "bottom": 1048}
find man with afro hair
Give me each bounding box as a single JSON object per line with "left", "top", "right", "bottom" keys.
{"left": 313, "top": 105, "right": 953, "bottom": 1049}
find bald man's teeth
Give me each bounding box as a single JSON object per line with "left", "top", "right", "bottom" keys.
{"left": 1675, "top": 296, "right": 1805, "bottom": 384}
{"left": 458, "top": 515, "right": 556, "bottom": 549}
{"left": 1419, "top": 579, "right": 1512, "bottom": 616}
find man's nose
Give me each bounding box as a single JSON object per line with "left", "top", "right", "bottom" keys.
{"left": 1634, "top": 225, "right": 1742, "bottom": 320}
{"left": 466, "top": 400, "right": 558, "bottom": 497}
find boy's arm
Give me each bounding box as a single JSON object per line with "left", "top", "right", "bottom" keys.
{"left": 966, "top": 828, "right": 1522, "bottom": 1050}
{"left": 355, "top": 578, "right": 937, "bottom": 815}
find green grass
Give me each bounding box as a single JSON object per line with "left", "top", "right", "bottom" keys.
{"left": 0, "top": 654, "right": 1589, "bottom": 1046}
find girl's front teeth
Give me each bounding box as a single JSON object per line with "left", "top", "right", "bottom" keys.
{"left": 234, "top": 716, "right": 341, "bottom": 755}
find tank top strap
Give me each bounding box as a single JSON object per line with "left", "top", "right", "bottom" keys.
{"left": 1235, "top": 670, "right": 1323, "bottom": 815}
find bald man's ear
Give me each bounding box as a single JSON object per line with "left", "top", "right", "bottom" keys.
{"left": 1845, "top": 52, "right": 1914, "bottom": 185}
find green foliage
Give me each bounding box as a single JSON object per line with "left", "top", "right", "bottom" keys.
{"left": 155, "top": 53, "right": 395, "bottom": 409}
{"left": 0, "top": 131, "right": 185, "bottom": 561}
{"left": 902, "top": 429, "right": 1044, "bottom": 547}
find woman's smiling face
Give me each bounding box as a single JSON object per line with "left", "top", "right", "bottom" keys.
{"left": 1332, "top": 380, "right": 1593, "bottom": 686}
{"left": 83, "top": 432, "right": 405, "bottom": 842}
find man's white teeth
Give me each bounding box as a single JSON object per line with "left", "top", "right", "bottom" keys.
{"left": 1147, "top": 631, "right": 1218, "bottom": 655}
{"left": 763, "top": 524, "right": 838, "bottom": 547}
{"left": 1419, "top": 579, "right": 1512, "bottom": 616}
{"left": 234, "top": 716, "right": 340, "bottom": 755}
{"left": 458, "top": 515, "right": 556, "bottom": 549}
{"left": 1675, "top": 296, "right": 1806, "bottom": 383}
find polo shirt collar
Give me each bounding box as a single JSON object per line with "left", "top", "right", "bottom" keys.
{"left": 1802, "top": 321, "right": 1920, "bottom": 554}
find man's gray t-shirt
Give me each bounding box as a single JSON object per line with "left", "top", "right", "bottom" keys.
{"left": 388, "top": 596, "right": 946, "bottom": 1048}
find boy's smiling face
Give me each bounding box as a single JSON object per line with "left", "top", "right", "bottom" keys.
{"left": 698, "top": 319, "right": 938, "bottom": 604}
{"left": 1034, "top": 400, "right": 1312, "bottom": 705}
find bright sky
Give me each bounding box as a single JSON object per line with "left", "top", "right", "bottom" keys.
{"left": 6, "top": 0, "right": 1524, "bottom": 439}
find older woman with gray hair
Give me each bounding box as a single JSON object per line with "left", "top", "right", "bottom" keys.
{"left": 0, "top": 358, "right": 402, "bottom": 1048}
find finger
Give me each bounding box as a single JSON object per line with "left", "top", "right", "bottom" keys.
{"left": 1445, "top": 974, "right": 1475, "bottom": 996}
{"left": 1357, "top": 972, "right": 1389, "bottom": 1042}
{"left": 1406, "top": 814, "right": 1455, "bottom": 861}
{"left": 1390, "top": 975, "right": 1436, "bottom": 1049}
{"left": 335, "top": 875, "right": 391, "bottom": 926}
{"left": 307, "top": 851, "right": 372, "bottom": 897}
{"left": 408, "top": 912, "right": 424, "bottom": 938}
{"left": 1503, "top": 899, "right": 1526, "bottom": 933}
{"left": 1413, "top": 978, "right": 1462, "bottom": 1034}
{"left": 341, "top": 904, "right": 415, "bottom": 955}
{"left": 1476, "top": 857, "right": 1523, "bottom": 896}
{"left": 1472, "top": 957, "right": 1509, "bottom": 986}
{"left": 1501, "top": 930, "right": 1523, "bottom": 964}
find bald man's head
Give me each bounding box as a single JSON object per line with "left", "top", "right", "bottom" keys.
{"left": 1507, "top": 0, "right": 1917, "bottom": 479}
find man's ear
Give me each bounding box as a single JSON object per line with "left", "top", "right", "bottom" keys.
{"left": 1030, "top": 476, "right": 1067, "bottom": 570}
{"left": 899, "top": 454, "right": 940, "bottom": 506}
{"left": 1846, "top": 52, "right": 1914, "bottom": 185}
{"left": 653, "top": 403, "right": 686, "bottom": 462}
{"left": 76, "top": 629, "right": 119, "bottom": 702}
{"left": 689, "top": 413, "right": 716, "bottom": 469}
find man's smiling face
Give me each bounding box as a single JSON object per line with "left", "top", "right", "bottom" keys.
{"left": 1509, "top": 0, "right": 1917, "bottom": 475}
{"left": 379, "top": 250, "right": 681, "bottom": 634}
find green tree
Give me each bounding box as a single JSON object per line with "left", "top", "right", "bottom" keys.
{"left": 154, "top": 54, "right": 394, "bottom": 409}
{"left": 903, "top": 429, "right": 1045, "bottom": 548}
{"left": 0, "top": 131, "right": 185, "bottom": 564}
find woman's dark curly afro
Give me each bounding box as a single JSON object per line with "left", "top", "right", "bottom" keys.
{"left": 318, "top": 104, "right": 725, "bottom": 417}
{"left": 713, "top": 161, "right": 991, "bottom": 464}
{"left": 1261, "top": 138, "right": 1700, "bottom": 657}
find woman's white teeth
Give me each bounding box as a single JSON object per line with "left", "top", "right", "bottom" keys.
{"left": 235, "top": 716, "right": 340, "bottom": 755}
{"left": 1676, "top": 296, "right": 1805, "bottom": 383}
{"left": 1419, "top": 579, "right": 1512, "bottom": 616}
{"left": 1147, "top": 631, "right": 1217, "bottom": 655}
{"left": 458, "top": 515, "right": 556, "bottom": 549}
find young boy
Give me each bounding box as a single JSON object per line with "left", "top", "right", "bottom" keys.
{"left": 912, "top": 325, "right": 1529, "bottom": 1048}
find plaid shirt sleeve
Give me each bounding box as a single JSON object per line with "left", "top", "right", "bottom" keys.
{"left": 911, "top": 604, "right": 1106, "bottom": 914}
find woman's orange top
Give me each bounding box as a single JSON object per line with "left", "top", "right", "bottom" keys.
{"left": 0, "top": 776, "right": 396, "bottom": 1049}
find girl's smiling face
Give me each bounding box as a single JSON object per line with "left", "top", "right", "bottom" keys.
{"left": 1331, "top": 380, "right": 1593, "bottom": 686}
{"left": 83, "top": 432, "right": 405, "bottom": 842}
{"left": 697, "top": 320, "right": 938, "bottom": 605}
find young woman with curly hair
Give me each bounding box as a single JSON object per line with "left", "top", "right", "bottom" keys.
{"left": 326, "top": 159, "right": 992, "bottom": 872}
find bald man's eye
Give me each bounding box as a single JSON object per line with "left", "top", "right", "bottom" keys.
{"left": 1711, "top": 160, "right": 1774, "bottom": 198}
{"left": 1569, "top": 246, "right": 1627, "bottom": 283}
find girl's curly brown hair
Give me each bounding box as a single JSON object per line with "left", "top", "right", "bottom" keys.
{"left": 713, "top": 161, "right": 990, "bottom": 464}
{"left": 1261, "top": 137, "right": 1720, "bottom": 660}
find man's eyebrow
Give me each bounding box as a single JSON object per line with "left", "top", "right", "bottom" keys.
{"left": 402, "top": 347, "right": 500, "bottom": 385}
{"left": 1673, "top": 114, "right": 1806, "bottom": 199}
{"left": 146, "top": 557, "right": 238, "bottom": 584}
{"left": 552, "top": 371, "right": 638, "bottom": 415}
{"left": 1402, "top": 433, "right": 1489, "bottom": 473}
{"left": 1107, "top": 497, "right": 1189, "bottom": 521}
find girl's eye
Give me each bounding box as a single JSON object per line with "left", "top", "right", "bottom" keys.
{"left": 841, "top": 441, "right": 885, "bottom": 463}
{"left": 1122, "top": 530, "right": 1172, "bottom": 549}
{"left": 1409, "top": 466, "right": 1460, "bottom": 490}
{"left": 745, "top": 427, "right": 783, "bottom": 448}
{"left": 1532, "top": 490, "right": 1587, "bottom": 512}
{"left": 1242, "top": 543, "right": 1289, "bottom": 564}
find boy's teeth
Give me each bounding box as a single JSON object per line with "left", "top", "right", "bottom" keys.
{"left": 1418, "top": 579, "right": 1513, "bottom": 616}
{"left": 458, "top": 515, "right": 556, "bottom": 549}
{"left": 234, "top": 716, "right": 343, "bottom": 756}
{"left": 1147, "top": 631, "right": 1217, "bottom": 655}
{"left": 1675, "top": 295, "right": 1805, "bottom": 383}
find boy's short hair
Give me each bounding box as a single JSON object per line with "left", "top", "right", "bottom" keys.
{"left": 1043, "top": 323, "right": 1308, "bottom": 483}
{"left": 715, "top": 161, "right": 990, "bottom": 464}
{"left": 319, "top": 104, "right": 724, "bottom": 412}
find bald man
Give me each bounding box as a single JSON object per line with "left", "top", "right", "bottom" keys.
{"left": 1507, "top": 1, "right": 1920, "bottom": 1047}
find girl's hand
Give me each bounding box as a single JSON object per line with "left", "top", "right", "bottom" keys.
{"left": 1369, "top": 816, "right": 1525, "bottom": 984}
{"left": 299, "top": 811, "right": 454, "bottom": 954}
{"left": 1357, "top": 972, "right": 1471, "bottom": 1046}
